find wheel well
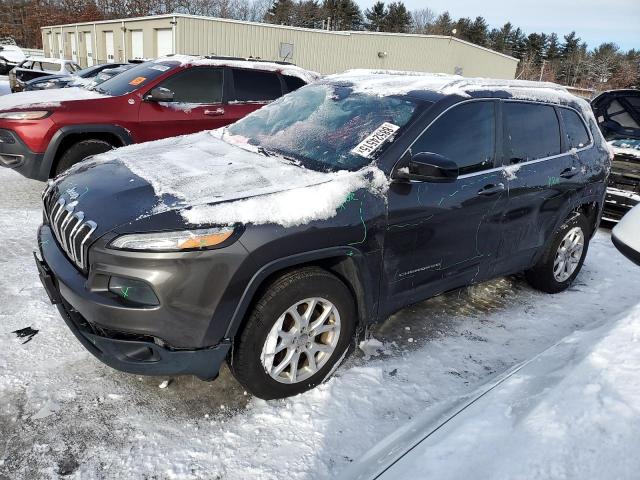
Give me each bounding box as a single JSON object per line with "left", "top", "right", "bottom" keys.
{"left": 50, "top": 132, "right": 124, "bottom": 177}
{"left": 234, "top": 256, "right": 369, "bottom": 342}
{"left": 576, "top": 201, "right": 600, "bottom": 235}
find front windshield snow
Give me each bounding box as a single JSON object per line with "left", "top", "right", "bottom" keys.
{"left": 224, "top": 83, "right": 420, "bottom": 171}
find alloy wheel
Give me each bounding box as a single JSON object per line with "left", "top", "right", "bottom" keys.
{"left": 553, "top": 226, "right": 585, "bottom": 282}
{"left": 260, "top": 297, "right": 341, "bottom": 384}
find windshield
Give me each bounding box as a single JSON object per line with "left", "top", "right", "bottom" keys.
{"left": 94, "top": 61, "right": 179, "bottom": 96}
{"left": 225, "top": 83, "right": 422, "bottom": 171}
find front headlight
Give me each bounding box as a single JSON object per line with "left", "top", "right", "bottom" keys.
{"left": 36, "top": 81, "right": 58, "bottom": 90}
{"left": 108, "top": 227, "right": 235, "bottom": 252}
{"left": 0, "top": 111, "right": 50, "bottom": 120}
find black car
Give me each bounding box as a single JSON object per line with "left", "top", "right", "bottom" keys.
{"left": 24, "top": 63, "right": 127, "bottom": 91}
{"left": 592, "top": 89, "right": 640, "bottom": 222}
{"left": 35, "top": 72, "right": 610, "bottom": 399}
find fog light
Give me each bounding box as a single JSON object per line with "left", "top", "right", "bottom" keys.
{"left": 108, "top": 276, "right": 159, "bottom": 306}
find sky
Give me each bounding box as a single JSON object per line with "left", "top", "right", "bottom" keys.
{"left": 359, "top": 0, "right": 640, "bottom": 52}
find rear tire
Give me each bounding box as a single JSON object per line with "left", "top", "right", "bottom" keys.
{"left": 525, "top": 213, "right": 590, "bottom": 293}
{"left": 230, "top": 267, "right": 356, "bottom": 400}
{"left": 54, "top": 139, "right": 113, "bottom": 176}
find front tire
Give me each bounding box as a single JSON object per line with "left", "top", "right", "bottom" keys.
{"left": 525, "top": 213, "right": 590, "bottom": 293}
{"left": 230, "top": 267, "right": 356, "bottom": 400}
{"left": 54, "top": 139, "right": 113, "bottom": 176}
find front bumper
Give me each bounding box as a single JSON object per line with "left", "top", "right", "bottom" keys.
{"left": 35, "top": 225, "right": 233, "bottom": 379}
{"left": 603, "top": 187, "right": 640, "bottom": 223}
{"left": 0, "top": 128, "right": 48, "bottom": 180}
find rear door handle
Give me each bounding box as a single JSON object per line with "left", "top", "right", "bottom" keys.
{"left": 560, "top": 166, "right": 578, "bottom": 178}
{"left": 477, "top": 183, "right": 505, "bottom": 196}
{"left": 204, "top": 107, "right": 225, "bottom": 116}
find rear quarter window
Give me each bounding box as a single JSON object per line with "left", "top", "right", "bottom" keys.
{"left": 283, "top": 75, "right": 306, "bottom": 93}
{"left": 232, "top": 69, "right": 283, "bottom": 102}
{"left": 560, "top": 108, "right": 590, "bottom": 149}
{"left": 41, "top": 62, "right": 61, "bottom": 71}
{"left": 503, "top": 102, "right": 561, "bottom": 162}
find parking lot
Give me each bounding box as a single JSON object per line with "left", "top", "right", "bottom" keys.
{"left": 1, "top": 163, "right": 638, "bottom": 478}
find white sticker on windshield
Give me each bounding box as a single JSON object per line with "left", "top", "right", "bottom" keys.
{"left": 150, "top": 65, "right": 170, "bottom": 72}
{"left": 351, "top": 122, "right": 400, "bottom": 158}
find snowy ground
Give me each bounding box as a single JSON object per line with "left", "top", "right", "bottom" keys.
{"left": 0, "top": 166, "right": 639, "bottom": 479}
{"left": 0, "top": 76, "right": 10, "bottom": 96}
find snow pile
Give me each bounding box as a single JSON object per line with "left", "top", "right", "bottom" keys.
{"left": 371, "top": 304, "right": 640, "bottom": 480}
{"left": 0, "top": 87, "right": 106, "bottom": 110}
{"left": 91, "top": 130, "right": 388, "bottom": 228}
{"left": 155, "top": 54, "right": 321, "bottom": 84}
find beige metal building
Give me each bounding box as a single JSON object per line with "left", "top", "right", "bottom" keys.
{"left": 41, "top": 14, "right": 518, "bottom": 78}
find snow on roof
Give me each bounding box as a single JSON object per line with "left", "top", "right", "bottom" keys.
{"left": 155, "top": 54, "right": 321, "bottom": 84}
{"left": 329, "top": 69, "right": 569, "bottom": 99}
{"left": 90, "top": 130, "right": 387, "bottom": 228}
{"left": 327, "top": 69, "right": 595, "bottom": 124}
{"left": 0, "top": 87, "right": 106, "bottom": 111}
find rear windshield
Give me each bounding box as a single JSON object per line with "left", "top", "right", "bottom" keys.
{"left": 94, "top": 61, "right": 179, "bottom": 96}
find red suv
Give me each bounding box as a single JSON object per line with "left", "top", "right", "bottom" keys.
{"left": 0, "top": 55, "right": 318, "bottom": 180}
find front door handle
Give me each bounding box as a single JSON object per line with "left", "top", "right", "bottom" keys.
{"left": 477, "top": 183, "right": 505, "bottom": 196}
{"left": 204, "top": 107, "right": 225, "bottom": 116}
{"left": 560, "top": 166, "right": 578, "bottom": 178}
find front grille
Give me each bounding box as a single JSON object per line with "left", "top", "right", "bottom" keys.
{"left": 43, "top": 184, "right": 97, "bottom": 271}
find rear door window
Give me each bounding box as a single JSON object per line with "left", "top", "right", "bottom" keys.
{"left": 232, "top": 69, "right": 282, "bottom": 102}
{"left": 157, "top": 67, "right": 223, "bottom": 104}
{"left": 503, "top": 102, "right": 561, "bottom": 163}
{"left": 411, "top": 101, "right": 496, "bottom": 175}
{"left": 560, "top": 108, "right": 591, "bottom": 149}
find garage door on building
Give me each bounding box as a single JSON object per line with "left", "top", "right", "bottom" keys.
{"left": 156, "top": 28, "right": 173, "bottom": 57}
{"left": 131, "top": 30, "right": 144, "bottom": 59}
{"left": 55, "top": 33, "right": 63, "bottom": 58}
{"left": 85, "top": 32, "right": 93, "bottom": 66}
{"left": 105, "top": 31, "right": 115, "bottom": 63}
{"left": 70, "top": 33, "right": 77, "bottom": 63}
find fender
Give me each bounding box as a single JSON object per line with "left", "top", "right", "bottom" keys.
{"left": 40, "top": 124, "right": 134, "bottom": 179}
{"left": 222, "top": 246, "right": 381, "bottom": 342}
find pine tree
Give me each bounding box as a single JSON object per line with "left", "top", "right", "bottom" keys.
{"left": 429, "top": 11, "right": 453, "bottom": 35}
{"left": 322, "top": 0, "right": 363, "bottom": 31}
{"left": 467, "top": 16, "right": 488, "bottom": 46}
{"left": 364, "top": 1, "right": 386, "bottom": 32}
{"left": 383, "top": 2, "right": 411, "bottom": 33}
{"left": 296, "top": 0, "right": 322, "bottom": 28}
{"left": 265, "top": 0, "right": 296, "bottom": 25}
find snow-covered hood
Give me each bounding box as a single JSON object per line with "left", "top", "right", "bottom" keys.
{"left": 54, "top": 130, "right": 388, "bottom": 233}
{"left": 0, "top": 46, "right": 25, "bottom": 63}
{"left": 0, "top": 87, "right": 106, "bottom": 111}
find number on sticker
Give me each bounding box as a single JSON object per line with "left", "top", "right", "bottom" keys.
{"left": 351, "top": 122, "right": 400, "bottom": 158}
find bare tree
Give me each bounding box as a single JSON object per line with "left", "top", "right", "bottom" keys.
{"left": 410, "top": 7, "right": 434, "bottom": 34}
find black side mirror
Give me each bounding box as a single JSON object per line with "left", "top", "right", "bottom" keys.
{"left": 394, "top": 152, "right": 459, "bottom": 183}
{"left": 144, "top": 87, "right": 174, "bottom": 102}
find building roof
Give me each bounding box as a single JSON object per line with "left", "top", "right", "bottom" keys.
{"left": 40, "top": 14, "right": 518, "bottom": 63}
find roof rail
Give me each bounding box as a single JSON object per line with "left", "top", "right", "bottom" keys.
{"left": 203, "top": 54, "right": 295, "bottom": 66}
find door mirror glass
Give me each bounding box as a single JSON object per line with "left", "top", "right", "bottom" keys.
{"left": 144, "top": 86, "right": 174, "bottom": 103}
{"left": 395, "top": 152, "right": 459, "bottom": 183}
